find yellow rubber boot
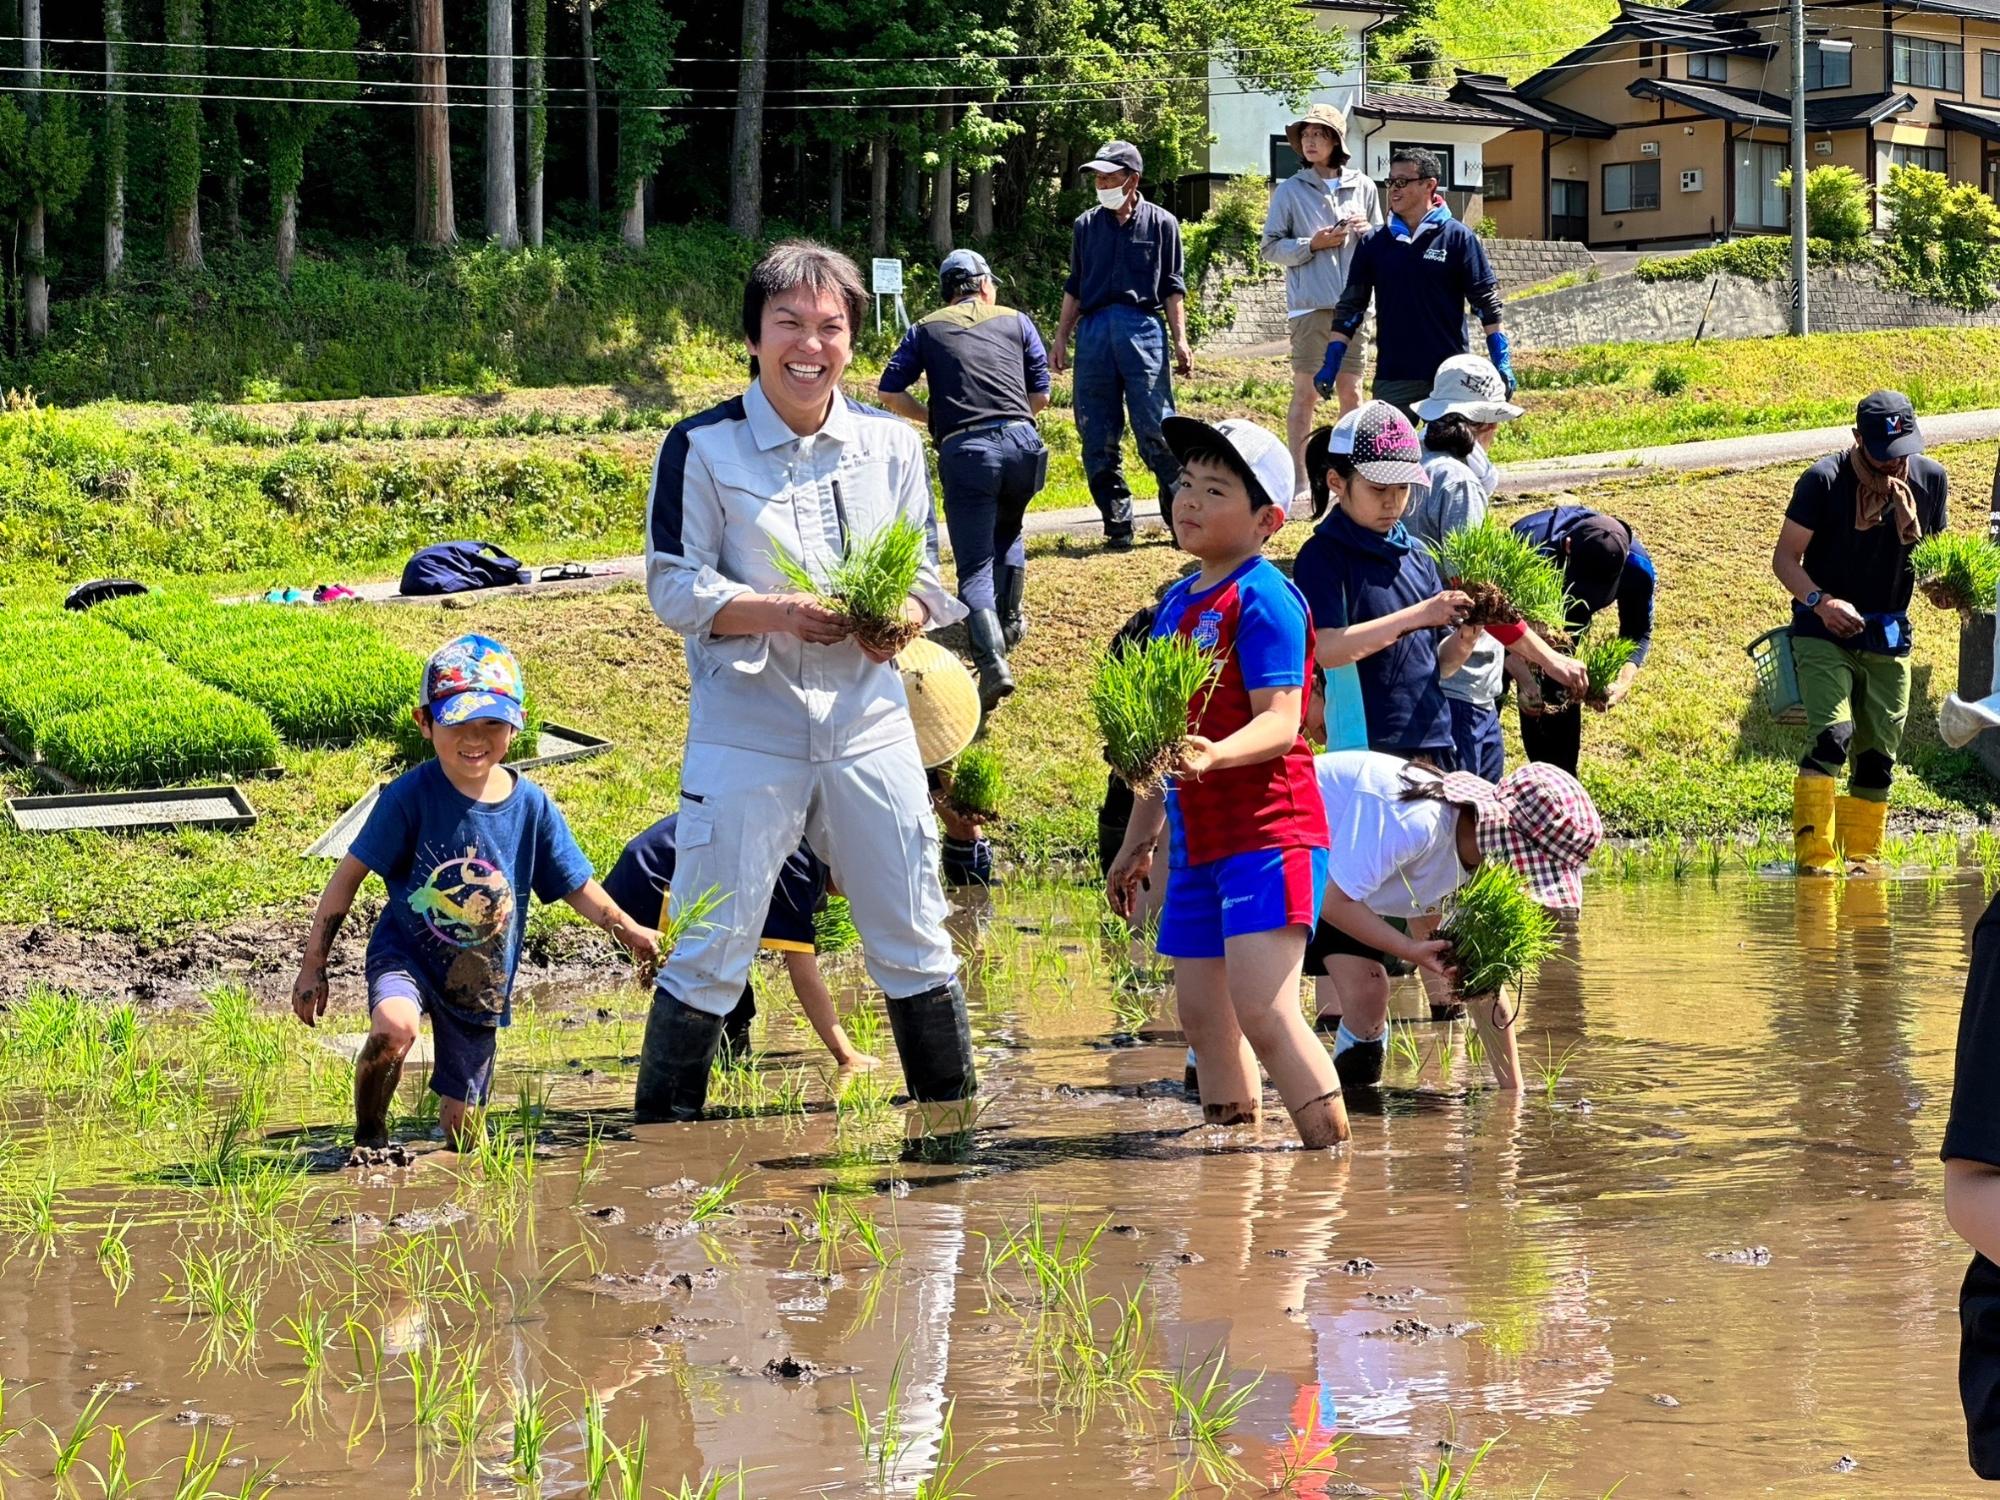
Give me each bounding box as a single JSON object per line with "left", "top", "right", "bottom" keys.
{"left": 1836, "top": 794, "right": 1888, "bottom": 868}
{"left": 1793, "top": 774, "right": 1838, "bottom": 875}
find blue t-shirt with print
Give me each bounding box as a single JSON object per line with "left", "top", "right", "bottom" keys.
{"left": 350, "top": 760, "right": 594, "bottom": 1027}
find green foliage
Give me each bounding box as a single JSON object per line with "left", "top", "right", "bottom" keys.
{"left": 1429, "top": 519, "right": 1569, "bottom": 633}
{"left": 1578, "top": 631, "right": 1639, "bottom": 704}
{"left": 1439, "top": 863, "right": 1560, "bottom": 999}
{"left": 0, "top": 405, "right": 645, "bottom": 582}
{"left": 1474, "top": 215, "right": 1499, "bottom": 239}
{"left": 772, "top": 518, "right": 927, "bottom": 648}
{"left": 162, "top": 0, "right": 205, "bottom": 241}
{"left": 1089, "top": 633, "right": 1215, "bottom": 795}
{"left": 599, "top": 0, "right": 687, "bottom": 198}
{"left": 814, "top": 895, "right": 861, "bottom": 955}
{"left": 0, "top": 608, "right": 279, "bottom": 787}
{"left": 97, "top": 591, "right": 423, "bottom": 743}
{"left": 216, "top": 0, "right": 361, "bottom": 213}
{"left": 949, "top": 746, "right": 1004, "bottom": 817}
{"left": 1881, "top": 163, "right": 2000, "bottom": 310}
{"left": 526, "top": 0, "right": 549, "bottom": 178}
{"left": 1634, "top": 236, "right": 1840, "bottom": 284}
{"left": 1775, "top": 165, "right": 1872, "bottom": 246}
{"left": 1912, "top": 531, "right": 2000, "bottom": 613}
{"left": 1649, "top": 362, "right": 1688, "bottom": 397}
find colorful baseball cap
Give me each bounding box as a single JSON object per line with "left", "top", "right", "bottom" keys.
{"left": 1431, "top": 761, "right": 1603, "bottom": 911}
{"left": 423, "top": 633, "right": 526, "bottom": 730}
{"left": 1330, "top": 400, "right": 1430, "bottom": 489}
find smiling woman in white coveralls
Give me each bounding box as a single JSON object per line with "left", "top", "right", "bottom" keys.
{"left": 634, "top": 240, "right": 978, "bottom": 1139}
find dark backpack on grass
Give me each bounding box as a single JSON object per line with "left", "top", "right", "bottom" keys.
{"left": 399, "top": 541, "right": 530, "bottom": 597}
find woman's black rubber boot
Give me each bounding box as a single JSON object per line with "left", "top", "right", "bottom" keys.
{"left": 634, "top": 987, "right": 726, "bottom": 1123}
{"left": 965, "top": 610, "right": 1016, "bottom": 713}
{"left": 885, "top": 978, "right": 978, "bottom": 1158}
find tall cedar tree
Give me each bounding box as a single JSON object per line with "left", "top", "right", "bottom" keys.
{"left": 163, "top": 0, "right": 204, "bottom": 271}
{"left": 526, "top": 0, "right": 549, "bottom": 245}
{"left": 599, "top": 0, "right": 684, "bottom": 248}
{"left": 727, "top": 0, "right": 767, "bottom": 239}
{"left": 412, "top": 0, "right": 456, "bottom": 245}
{"left": 102, "top": 0, "right": 125, "bottom": 282}
{"left": 486, "top": 0, "right": 521, "bottom": 247}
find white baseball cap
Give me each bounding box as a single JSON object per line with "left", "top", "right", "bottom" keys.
{"left": 1414, "top": 354, "right": 1524, "bottom": 425}
{"left": 1161, "top": 416, "right": 1295, "bottom": 512}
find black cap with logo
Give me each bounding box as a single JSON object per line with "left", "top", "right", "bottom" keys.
{"left": 1855, "top": 390, "right": 1924, "bottom": 462}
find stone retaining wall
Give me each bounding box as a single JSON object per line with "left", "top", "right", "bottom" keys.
{"left": 1505, "top": 264, "right": 2000, "bottom": 351}
{"left": 1200, "top": 238, "right": 1598, "bottom": 351}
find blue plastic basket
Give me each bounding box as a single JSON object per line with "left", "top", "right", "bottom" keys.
{"left": 1746, "top": 626, "right": 1806, "bottom": 725}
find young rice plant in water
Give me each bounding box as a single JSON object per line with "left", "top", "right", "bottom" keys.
{"left": 1438, "top": 863, "right": 1560, "bottom": 1001}
{"left": 1912, "top": 532, "right": 2000, "bottom": 613}
{"left": 1090, "top": 634, "right": 1216, "bottom": 796}
{"left": 771, "top": 517, "right": 927, "bottom": 655}
{"left": 948, "top": 746, "right": 1004, "bottom": 818}
{"left": 1430, "top": 520, "right": 1570, "bottom": 634}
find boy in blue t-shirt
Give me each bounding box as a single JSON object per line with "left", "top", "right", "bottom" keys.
{"left": 292, "top": 634, "right": 660, "bottom": 1150}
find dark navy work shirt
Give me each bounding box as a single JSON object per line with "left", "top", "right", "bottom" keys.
{"left": 1512, "top": 506, "right": 1659, "bottom": 666}
{"left": 602, "top": 812, "right": 827, "bottom": 951}
{"left": 1063, "top": 197, "right": 1187, "bottom": 317}
{"left": 878, "top": 299, "right": 1051, "bottom": 443}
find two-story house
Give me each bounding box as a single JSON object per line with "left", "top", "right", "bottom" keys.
{"left": 1480, "top": 0, "right": 2000, "bottom": 249}
{"left": 1182, "top": 0, "right": 1531, "bottom": 221}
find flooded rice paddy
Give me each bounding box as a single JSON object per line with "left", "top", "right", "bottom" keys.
{"left": 0, "top": 872, "right": 1987, "bottom": 1497}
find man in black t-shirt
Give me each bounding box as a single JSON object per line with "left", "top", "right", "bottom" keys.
{"left": 1771, "top": 391, "right": 1947, "bottom": 873}
{"left": 1945, "top": 890, "right": 2000, "bottom": 1479}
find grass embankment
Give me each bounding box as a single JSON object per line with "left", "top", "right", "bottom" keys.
{"left": 18, "top": 324, "right": 2000, "bottom": 586}
{"left": 5, "top": 433, "right": 1999, "bottom": 940}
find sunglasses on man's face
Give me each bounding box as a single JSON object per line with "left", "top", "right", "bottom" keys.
{"left": 1381, "top": 175, "right": 1433, "bottom": 191}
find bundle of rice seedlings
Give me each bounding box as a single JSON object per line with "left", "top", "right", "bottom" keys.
{"left": 948, "top": 746, "right": 1004, "bottom": 819}
{"left": 1437, "top": 863, "right": 1561, "bottom": 1002}
{"left": 814, "top": 896, "right": 861, "bottom": 954}
{"left": 771, "top": 517, "right": 928, "bottom": 656}
{"left": 1578, "top": 632, "right": 1639, "bottom": 709}
{"left": 1912, "top": 532, "right": 2000, "bottom": 614}
{"left": 1430, "top": 520, "right": 1571, "bottom": 636}
{"left": 1089, "top": 633, "right": 1217, "bottom": 797}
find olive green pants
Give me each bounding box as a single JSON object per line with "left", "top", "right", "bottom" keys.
{"left": 1790, "top": 635, "right": 1912, "bottom": 803}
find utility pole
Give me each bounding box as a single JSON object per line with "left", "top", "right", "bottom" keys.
{"left": 1789, "top": 0, "right": 1810, "bottom": 335}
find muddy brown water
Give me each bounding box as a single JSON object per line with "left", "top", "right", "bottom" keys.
{"left": 1, "top": 874, "right": 1989, "bottom": 1497}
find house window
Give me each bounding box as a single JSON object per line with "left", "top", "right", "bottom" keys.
{"left": 1804, "top": 40, "right": 1852, "bottom": 90}
{"left": 1688, "top": 49, "right": 1727, "bottom": 81}
{"left": 1482, "top": 165, "right": 1513, "bottom": 201}
{"left": 1893, "top": 34, "right": 1963, "bottom": 92}
{"left": 1271, "top": 136, "right": 1305, "bottom": 180}
{"left": 1891, "top": 142, "right": 1949, "bottom": 174}
{"left": 1602, "top": 160, "right": 1661, "bottom": 212}
{"left": 1734, "top": 140, "right": 1789, "bottom": 228}
{"left": 1984, "top": 48, "right": 2000, "bottom": 98}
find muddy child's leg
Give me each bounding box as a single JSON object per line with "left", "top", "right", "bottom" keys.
{"left": 355, "top": 981, "right": 422, "bottom": 1147}
{"left": 1224, "top": 926, "right": 1348, "bottom": 1145}
{"left": 428, "top": 1003, "right": 497, "bottom": 1152}
{"left": 1176, "top": 956, "right": 1259, "bottom": 1124}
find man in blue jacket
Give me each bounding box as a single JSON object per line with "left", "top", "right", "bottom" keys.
{"left": 1315, "top": 147, "right": 1510, "bottom": 418}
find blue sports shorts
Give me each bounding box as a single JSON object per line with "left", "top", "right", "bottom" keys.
{"left": 1158, "top": 845, "right": 1331, "bottom": 961}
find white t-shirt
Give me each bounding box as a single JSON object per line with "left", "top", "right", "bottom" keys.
{"left": 1315, "top": 750, "right": 1471, "bottom": 918}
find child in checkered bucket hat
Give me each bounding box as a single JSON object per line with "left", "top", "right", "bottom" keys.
{"left": 1425, "top": 760, "right": 1605, "bottom": 913}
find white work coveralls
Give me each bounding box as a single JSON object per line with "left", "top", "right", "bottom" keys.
{"left": 645, "top": 380, "right": 968, "bottom": 1017}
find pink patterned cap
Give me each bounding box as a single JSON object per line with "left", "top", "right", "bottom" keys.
{"left": 1431, "top": 761, "right": 1603, "bottom": 910}
{"left": 1331, "top": 400, "right": 1430, "bottom": 488}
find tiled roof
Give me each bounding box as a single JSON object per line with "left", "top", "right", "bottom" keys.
{"left": 1353, "top": 88, "right": 1522, "bottom": 127}
{"left": 1517, "top": 1, "right": 1774, "bottom": 99}
{"left": 1937, "top": 99, "right": 2000, "bottom": 140}
{"left": 1453, "top": 72, "right": 1617, "bottom": 137}
{"left": 1627, "top": 77, "right": 1917, "bottom": 129}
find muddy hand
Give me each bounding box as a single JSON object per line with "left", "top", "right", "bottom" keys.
{"left": 1420, "top": 589, "right": 1473, "bottom": 629}
{"left": 1175, "top": 735, "right": 1218, "bottom": 779}
{"left": 291, "top": 969, "right": 327, "bottom": 1028}
{"left": 1407, "top": 938, "right": 1457, "bottom": 980}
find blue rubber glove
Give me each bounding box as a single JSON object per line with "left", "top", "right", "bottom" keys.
{"left": 1313, "top": 340, "right": 1349, "bottom": 401}
{"left": 1486, "top": 329, "right": 1516, "bottom": 398}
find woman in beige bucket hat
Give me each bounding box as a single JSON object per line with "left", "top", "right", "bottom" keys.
{"left": 1261, "top": 102, "right": 1383, "bottom": 511}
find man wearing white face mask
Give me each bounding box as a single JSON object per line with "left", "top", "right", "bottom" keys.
{"left": 1050, "top": 140, "right": 1191, "bottom": 551}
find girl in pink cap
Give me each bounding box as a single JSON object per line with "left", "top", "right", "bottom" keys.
{"left": 1303, "top": 748, "right": 1603, "bottom": 1092}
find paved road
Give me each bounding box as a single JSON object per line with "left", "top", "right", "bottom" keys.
{"left": 290, "top": 407, "right": 2000, "bottom": 603}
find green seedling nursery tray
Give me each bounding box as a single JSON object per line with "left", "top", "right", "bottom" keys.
{"left": 7, "top": 786, "right": 258, "bottom": 836}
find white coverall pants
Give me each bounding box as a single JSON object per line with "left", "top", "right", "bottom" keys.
{"left": 660, "top": 736, "right": 957, "bottom": 1017}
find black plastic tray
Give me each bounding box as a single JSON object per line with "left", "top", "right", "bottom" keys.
{"left": 7, "top": 785, "right": 258, "bottom": 836}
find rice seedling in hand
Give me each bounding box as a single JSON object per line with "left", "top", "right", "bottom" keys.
{"left": 1437, "top": 863, "right": 1560, "bottom": 1002}
{"left": 771, "top": 517, "right": 928, "bottom": 656}
{"left": 814, "top": 896, "right": 862, "bottom": 955}
{"left": 1430, "top": 520, "right": 1571, "bottom": 636}
{"left": 1576, "top": 632, "right": 1639, "bottom": 709}
{"left": 1912, "top": 532, "right": 2000, "bottom": 614}
{"left": 948, "top": 747, "right": 1004, "bottom": 819}
{"left": 1089, "top": 634, "right": 1217, "bottom": 797}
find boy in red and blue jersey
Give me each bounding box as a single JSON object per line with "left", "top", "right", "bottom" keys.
{"left": 1106, "top": 416, "right": 1349, "bottom": 1148}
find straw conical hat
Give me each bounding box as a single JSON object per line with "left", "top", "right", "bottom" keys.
{"left": 897, "top": 635, "right": 982, "bottom": 767}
